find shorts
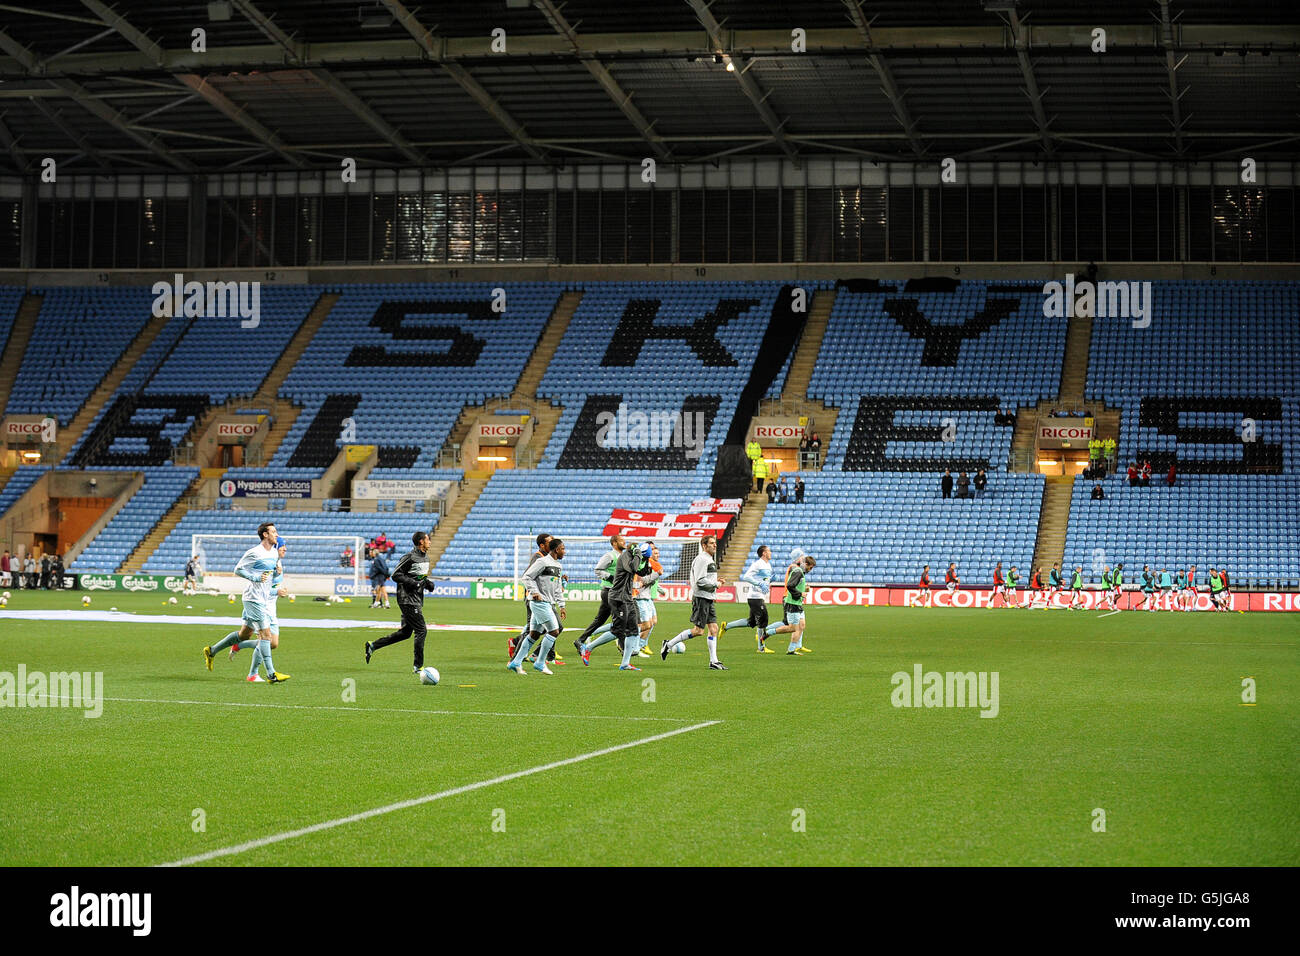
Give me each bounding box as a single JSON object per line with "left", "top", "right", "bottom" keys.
{"left": 689, "top": 596, "right": 717, "bottom": 629}
{"left": 609, "top": 597, "right": 639, "bottom": 637}
{"left": 370, "top": 576, "right": 387, "bottom": 588}
{"left": 1006, "top": 586, "right": 1017, "bottom": 595}
{"left": 636, "top": 598, "right": 656, "bottom": 622}
{"left": 747, "top": 598, "right": 769, "bottom": 629}
{"left": 782, "top": 605, "right": 805, "bottom": 626}
{"left": 527, "top": 599, "right": 559, "bottom": 633}
{"left": 946, "top": 582, "right": 957, "bottom": 592}
{"left": 242, "top": 603, "right": 274, "bottom": 632}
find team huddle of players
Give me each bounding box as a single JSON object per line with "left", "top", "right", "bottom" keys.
{"left": 909, "top": 559, "right": 1236, "bottom": 611}
{"left": 506, "top": 532, "right": 817, "bottom": 675}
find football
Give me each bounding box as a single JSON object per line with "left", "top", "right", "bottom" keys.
{"left": 418, "top": 666, "right": 440, "bottom": 685}
{"left": 672, "top": 643, "right": 686, "bottom": 654}
{"left": 0, "top": 597, "right": 6, "bottom": 608}
{"left": 81, "top": 596, "right": 91, "bottom": 606}
{"left": 168, "top": 597, "right": 178, "bottom": 605}
{"left": 1, "top": 591, "right": 9, "bottom": 600}
{"left": 227, "top": 593, "right": 236, "bottom": 604}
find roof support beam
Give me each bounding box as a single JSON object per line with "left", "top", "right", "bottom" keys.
{"left": 77, "top": 1, "right": 164, "bottom": 66}
{"left": 532, "top": 0, "right": 672, "bottom": 162}
{"left": 685, "top": 0, "right": 798, "bottom": 164}
{"left": 30, "top": 95, "right": 114, "bottom": 170}
{"left": 229, "top": 0, "right": 306, "bottom": 63}
{"left": 1004, "top": 10, "right": 1054, "bottom": 156}
{"left": 0, "top": 113, "right": 29, "bottom": 170}
{"left": 1156, "top": 0, "right": 1190, "bottom": 157}
{"left": 842, "top": 0, "right": 925, "bottom": 158}
{"left": 380, "top": 0, "right": 550, "bottom": 164}
{"left": 174, "top": 74, "right": 303, "bottom": 167}
{"left": 307, "top": 68, "right": 426, "bottom": 166}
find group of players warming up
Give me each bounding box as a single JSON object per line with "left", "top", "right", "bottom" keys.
{"left": 908, "top": 558, "right": 1235, "bottom": 611}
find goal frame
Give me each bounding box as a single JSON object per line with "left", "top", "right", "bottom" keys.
{"left": 191, "top": 533, "right": 363, "bottom": 594}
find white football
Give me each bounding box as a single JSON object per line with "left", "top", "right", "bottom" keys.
{"left": 418, "top": 666, "right": 440, "bottom": 685}
{"left": 1, "top": 590, "right": 9, "bottom": 600}
{"left": 227, "top": 593, "right": 236, "bottom": 604}
{"left": 672, "top": 642, "right": 686, "bottom": 654}
{"left": 168, "top": 596, "right": 178, "bottom": 605}
{"left": 287, "top": 593, "right": 296, "bottom": 602}
{"left": 0, "top": 597, "right": 6, "bottom": 608}
{"left": 82, "top": 595, "right": 91, "bottom": 606}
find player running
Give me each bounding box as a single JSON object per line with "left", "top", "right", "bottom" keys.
{"left": 1022, "top": 566, "right": 1044, "bottom": 607}
{"left": 364, "top": 531, "right": 438, "bottom": 677}
{"left": 203, "top": 522, "right": 290, "bottom": 683}
{"left": 632, "top": 543, "right": 662, "bottom": 658}
{"left": 990, "top": 562, "right": 1006, "bottom": 608}
{"left": 1046, "top": 563, "right": 1063, "bottom": 602}
{"left": 507, "top": 538, "right": 567, "bottom": 676}
{"left": 229, "top": 537, "right": 290, "bottom": 680}
{"left": 759, "top": 554, "right": 816, "bottom": 654}
{"left": 573, "top": 534, "right": 624, "bottom": 653}
{"left": 1068, "top": 565, "right": 1085, "bottom": 609}
{"left": 719, "top": 545, "right": 775, "bottom": 651}
{"left": 1136, "top": 565, "right": 1156, "bottom": 611}
{"left": 911, "top": 564, "right": 933, "bottom": 608}
{"left": 1006, "top": 566, "right": 1020, "bottom": 607}
{"left": 606, "top": 541, "right": 649, "bottom": 671}
{"left": 945, "top": 562, "right": 960, "bottom": 599}
{"left": 660, "top": 535, "right": 728, "bottom": 669}
{"left": 1181, "top": 564, "right": 1198, "bottom": 611}
{"left": 512, "top": 533, "right": 551, "bottom": 660}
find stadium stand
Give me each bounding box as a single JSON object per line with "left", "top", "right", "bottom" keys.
{"left": 4, "top": 288, "right": 154, "bottom": 424}
{"left": 0, "top": 464, "right": 50, "bottom": 518}
{"left": 70, "top": 467, "right": 199, "bottom": 573}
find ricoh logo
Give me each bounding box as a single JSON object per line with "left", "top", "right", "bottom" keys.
{"left": 50, "top": 886, "right": 150, "bottom": 936}
{"left": 595, "top": 402, "right": 706, "bottom": 460}
{"left": 890, "top": 662, "right": 1000, "bottom": 718}
{"left": 151, "top": 273, "right": 261, "bottom": 328}
{"left": 1042, "top": 273, "right": 1152, "bottom": 328}
{"left": 753, "top": 425, "right": 802, "bottom": 439}
{"left": 1, "top": 666, "right": 103, "bottom": 718}
{"left": 1041, "top": 426, "right": 1090, "bottom": 439}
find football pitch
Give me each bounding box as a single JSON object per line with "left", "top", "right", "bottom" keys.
{"left": 1, "top": 592, "right": 1296, "bottom": 867}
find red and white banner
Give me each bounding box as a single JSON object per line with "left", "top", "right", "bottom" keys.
{"left": 755, "top": 584, "right": 1298, "bottom": 611}
{"left": 657, "top": 583, "right": 737, "bottom": 603}
{"left": 690, "top": 497, "right": 743, "bottom": 514}
{"left": 217, "top": 421, "right": 259, "bottom": 437}
{"left": 602, "top": 508, "right": 733, "bottom": 538}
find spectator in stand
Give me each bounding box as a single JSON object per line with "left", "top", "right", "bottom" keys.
{"left": 370, "top": 532, "right": 396, "bottom": 555}
{"left": 974, "top": 469, "right": 987, "bottom": 498}
{"left": 808, "top": 432, "right": 822, "bottom": 467}
{"left": 1140, "top": 460, "right": 1152, "bottom": 487}
{"left": 794, "top": 476, "right": 805, "bottom": 503}
{"left": 765, "top": 478, "right": 777, "bottom": 504}
{"left": 340, "top": 544, "right": 355, "bottom": 568}
{"left": 1091, "top": 483, "right": 1106, "bottom": 501}
{"left": 956, "top": 471, "right": 970, "bottom": 499}
{"left": 1165, "top": 463, "right": 1177, "bottom": 487}
{"left": 1127, "top": 462, "right": 1139, "bottom": 487}
{"left": 1, "top": 550, "right": 9, "bottom": 588}
{"left": 778, "top": 476, "right": 789, "bottom": 503}
{"left": 941, "top": 469, "right": 953, "bottom": 499}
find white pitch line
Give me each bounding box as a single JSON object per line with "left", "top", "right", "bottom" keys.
{"left": 159, "top": 719, "right": 722, "bottom": 867}
{"left": 90, "top": 695, "right": 697, "bottom": 723}
{"left": 1097, "top": 610, "right": 1123, "bottom": 618}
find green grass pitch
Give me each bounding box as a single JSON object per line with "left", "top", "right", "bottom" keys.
{"left": 1, "top": 591, "right": 1296, "bottom": 866}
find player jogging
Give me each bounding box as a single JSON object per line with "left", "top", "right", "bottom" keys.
{"left": 507, "top": 538, "right": 567, "bottom": 676}
{"left": 606, "top": 540, "right": 649, "bottom": 671}
{"left": 719, "top": 545, "right": 774, "bottom": 651}
{"left": 368, "top": 547, "right": 391, "bottom": 610}
{"left": 577, "top": 541, "right": 658, "bottom": 662}
{"left": 184, "top": 554, "right": 200, "bottom": 596}
{"left": 1136, "top": 565, "right": 1156, "bottom": 611}
{"left": 1023, "top": 567, "right": 1044, "bottom": 607}
{"left": 203, "top": 523, "right": 289, "bottom": 683}
{"left": 660, "top": 535, "right": 728, "bottom": 669}
{"left": 364, "top": 531, "right": 437, "bottom": 676}
{"left": 1068, "top": 565, "right": 1084, "bottom": 609}
{"left": 1006, "top": 566, "right": 1020, "bottom": 607}
{"left": 990, "top": 561, "right": 1006, "bottom": 608}
{"left": 229, "top": 537, "right": 290, "bottom": 680}
{"left": 1158, "top": 567, "right": 1173, "bottom": 609}
{"left": 1182, "top": 564, "right": 1198, "bottom": 611}
{"left": 945, "top": 562, "right": 960, "bottom": 598}
{"left": 573, "top": 534, "right": 624, "bottom": 652}
{"left": 911, "top": 564, "right": 933, "bottom": 608}
{"left": 759, "top": 554, "right": 816, "bottom": 654}
{"left": 513, "top": 533, "right": 551, "bottom": 660}
{"left": 1047, "top": 563, "right": 1063, "bottom": 601}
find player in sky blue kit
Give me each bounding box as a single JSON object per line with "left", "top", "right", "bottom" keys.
{"left": 718, "top": 544, "right": 774, "bottom": 652}
{"left": 229, "top": 537, "right": 290, "bottom": 681}
{"left": 507, "top": 538, "right": 567, "bottom": 676}
{"left": 203, "top": 522, "right": 290, "bottom": 683}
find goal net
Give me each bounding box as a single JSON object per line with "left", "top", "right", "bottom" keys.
{"left": 512, "top": 535, "right": 707, "bottom": 600}
{"left": 192, "top": 533, "right": 363, "bottom": 596}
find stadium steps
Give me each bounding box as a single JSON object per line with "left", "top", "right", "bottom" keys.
{"left": 55, "top": 309, "right": 171, "bottom": 461}
{"left": 1058, "top": 312, "right": 1093, "bottom": 404}
{"left": 1031, "top": 475, "right": 1075, "bottom": 572}
{"left": 756, "top": 289, "right": 839, "bottom": 458}
{"left": 423, "top": 475, "right": 489, "bottom": 569}
{"left": 118, "top": 472, "right": 207, "bottom": 573}
{"left": 242, "top": 291, "right": 339, "bottom": 466}
{"left": 0, "top": 465, "right": 14, "bottom": 502}
{"left": 437, "top": 290, "right": 581, "bottom": 468}
{"left": 719, "top": 492, "right": 768, "bottom": 580}
{"left": 0, "top": 293, "right": 41, "bottom": 417}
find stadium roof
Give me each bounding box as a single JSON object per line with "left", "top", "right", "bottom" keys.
{"left": 0, "top": 0, "right": 1296, "bottom": 173}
